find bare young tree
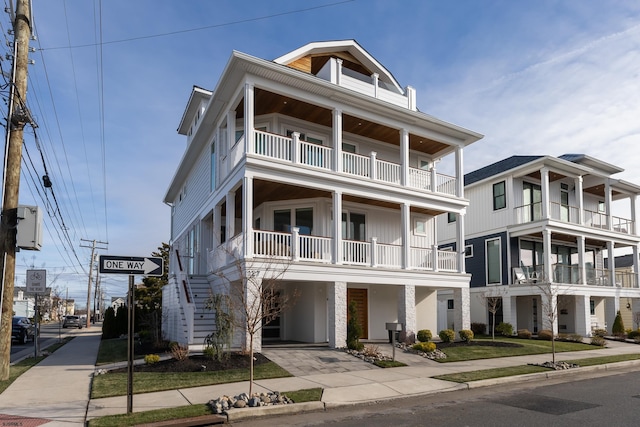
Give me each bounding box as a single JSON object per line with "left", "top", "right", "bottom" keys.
{"left": 478, "top": 287, "right": 506, "bottom": 341}
{"left": 209, "top": 249, "right": 298, "bottom": 395}
{"left": 535, "top": 281, "right": 570, "bottom": 365}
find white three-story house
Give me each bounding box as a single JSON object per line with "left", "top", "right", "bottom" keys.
{"left": 162, "top": 40, "right": 482, "bottom": 351}
{"left": 439, "top": 154, "right": 640, "bottom": 336}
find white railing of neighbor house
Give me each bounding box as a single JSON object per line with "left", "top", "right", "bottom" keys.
{"left": 343, "top": 240, "right": 370, "bottom": 265}
{"left": 376, "top": 242, "right": 402, "bottom": 268}
{"left": 410, "top": 247, "right": 433, "bottom": 270}
{"left": 253, "top": 230, "right": 292, "bottom": 258}
{"left": 437, "top": 250, "right": 458, "bottom": 272}
{"left": 298, "top": 234, "right": 332, "bottom": 262}
{"left": 250, "top": 130, "right": 458, "bottom": 196}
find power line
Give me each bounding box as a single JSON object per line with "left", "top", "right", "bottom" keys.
{"left": 38, "top": 0, "right": 356, "bottom": 50}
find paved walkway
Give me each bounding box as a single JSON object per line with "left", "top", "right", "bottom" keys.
{"left": 1, "top": 329, "right": 640, "bottom": 426}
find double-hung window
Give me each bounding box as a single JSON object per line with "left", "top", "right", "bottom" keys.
{"left": 493, "top": 181, "right": 506, "bottom": 210}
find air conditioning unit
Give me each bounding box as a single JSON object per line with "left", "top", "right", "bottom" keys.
{"left": 17, "top": 205, "right": 42, "bottom": 250}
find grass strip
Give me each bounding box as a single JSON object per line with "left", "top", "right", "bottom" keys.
{"left": 91, "top": 361, "right": 292, "bottom": 399}
{"left": 374, "top": 360, "right": 407, "bottom": 368}
{"left": 0, "top": 337, "right": 73, "bottom": 393}
{"left": 88, "top": 387, "right": 324, "bottom": 427}
{"left": 434, "top": 353, "right": 640, "bottom": 383}
{"left": 437, "top": 339, "right": 596, "bottom": 363}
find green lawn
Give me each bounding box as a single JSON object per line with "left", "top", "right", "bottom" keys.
{"left": 92, "top": 361, "right": 292, "bottom": 398}
{"left": 437, "top": 338, "right": 597, "bottom": 363}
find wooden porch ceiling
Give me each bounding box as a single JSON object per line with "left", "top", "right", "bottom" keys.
{"left": 523, "top": 171, "right": 620, "bottom": 198}
{"left": 225, "top": 179, "right": 440, "bottom": 217}
{"left": 236, "top": 88, "right": 448, "bottom": 156}
{"left": 518, "top": 231, "right": 609, "bottom": 248}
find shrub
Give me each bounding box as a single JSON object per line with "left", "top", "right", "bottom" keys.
{"left": 537, "top": 329, "right": 554, "bottom": 341}
{"left": 416, "top": 329, "right": 432, "bottom": 342}
{"left": 459, "top": 329, "right": 474, "bottom": 343}
{"left": 347, "top": 301, "right": 363, "bottom": 350}
{"left": 470, "top": 322, "right": 486, "bottom": 336}
{"left": 590, "top": 336, "right": 606, "bottom": 347}
{"left": 627, "top": 330, "right": 640, "bottom": 340}
{"left": 612, "top": 310, "right": 625, "bottom": 336}
{"left": 413, "top": 341, "right": 436, "bottom": 353}
{"left": 438, "top": 329, "right": 455, "bottom": 343}
{"left": 362, "top": 345, "right": 380, "bottom": 358}
{"left": 169, "top": 342, "right": 190, "bottom": 361}
{"left": 495, "top": 322, "right": 513, "bottom": 337}
{"left": 567, "top": 333, "right": 584, "bottom": 343}
{"left": 592, "top": 328, "right": 607, "bottom": 337}
{"left": 144, "top": 354, "right": 160, "bottom": 365}
{"left": 517, "top": 329, "right": 532, "bottom": 339}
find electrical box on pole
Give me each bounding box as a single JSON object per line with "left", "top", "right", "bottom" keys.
{"left": 16, "top": 205, "right": 42, "bottom": 250}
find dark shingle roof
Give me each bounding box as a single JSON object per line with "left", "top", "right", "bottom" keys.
{"left": 465, "top": 155, "right": 543, "bottom": 186}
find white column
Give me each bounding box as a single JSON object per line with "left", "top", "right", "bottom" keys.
{"left": 575, "top": 294, "right": 592, "bottom": 337}
{"left": 244, "top": 83, "right": 254, "bottom": 154}
{"left": 225, "top": 191, "right": 235, "bottom": 240}
{"left": 631, "top": 195, "right": 637, "bottom": 235}
{"left": 335, "top": 58, "right": 343, "bottom": 85}
{"left": 608, "top": 240, "right": 616, "bottom": 286}
{"left": 455, "top": 146, "right": 464, "bottom": 198}
{"left": 291, "top": 227, "right": 299, "bottom": 261}
{"left": 328, "top": 281, "right": 347, "bottom": 348}
{"left": 333, "top": 108, "right": 342, "bottom": 173}
{"left": 370, "top": 151, "right": 377, "bottom": 181}
{"left": 214, "top": 203, "right": 222, "bottom": 246}
{"left": 372, "top": 72, "right": 379, "bottom": 98}
{"left": 605, "top": 296, "right": 620, "bottom": 335}
{"left": 501, "top": 294, "right": 518, "bottom": 332}
{"left": 605, "top": 178, "right": 612, "bottom": 230}
{"left": 456, "top": 210, "right": 466, "bottom": 273}
{"left": 400, "top": 129, "right": 409, "bottom": 187}
{"left": 453, "top": 287, "right": 470, "bottom": 331}
{"left": 292, "top": 132, "right": 300, "bottom": 164}
{"left": 577, "top": 236, "right": 586, "bottom": 285}
{"left": 401, "top": 203, "right": 410, "bottom": 269}
{"left": 575, "top": 176, "right": 584, "bottom": 225}
{"left": 243, "top": 176, "right": 253, "bottom": 258}
{"left": 543, "top": 228, "right": 552, "bottom": 282}
{"left": 634, "top": 245, "right": 640, "bottom": 292}
{"left": 541, "top": 167, "right": 550, "bottom": 219}
{"left": 398, "top": 285, "right": 416, "bottom": 340}
{"left": 333, "top": 190, "right": 342, "bottom": 264}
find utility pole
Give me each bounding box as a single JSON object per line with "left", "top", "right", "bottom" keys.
{"left": 0, "top": 0, "right": 32, "bottom": 381}
{"left": 80, "top": 239, "right": 107, "bottom": 328}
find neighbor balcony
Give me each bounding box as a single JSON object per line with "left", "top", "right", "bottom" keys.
{"left": 514, "top": 201, "right": 634, "bottom": 235}
{"left": 512, "top": 264, "right": 638, "bottom": 288}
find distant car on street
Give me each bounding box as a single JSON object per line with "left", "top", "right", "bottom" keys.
{"left": 12, "top": 316, "right": 35, "bottom": 344}
{"left": 63, "top": 315, "right": 83, "bottom": 329}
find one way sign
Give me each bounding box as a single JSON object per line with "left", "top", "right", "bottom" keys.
{"left": 99, "top": 255, "right": 164, "bottom": 276}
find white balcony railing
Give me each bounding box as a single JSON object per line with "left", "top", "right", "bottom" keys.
{"left": 216, "top": 229, "right": 459, "bottom": 273}
{"left": 250, "top": 130, "right": 459, "bottom": 196}
{"left": 515, "top": 202, "right": 634, "bottom": 235}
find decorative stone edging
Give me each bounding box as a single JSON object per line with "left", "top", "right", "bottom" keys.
{"left": 528, "top": 361, "right": 579, "bottom": 370}
{"left": 208, "top": 392, "right": 293, "bottom": 414}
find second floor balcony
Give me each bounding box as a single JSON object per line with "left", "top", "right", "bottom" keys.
{"left": 513, "top": 264, "right": 639, "bottom": 288}
{"left": 236, "top": 129, "right": 458, "bottom": 196}
{"left": 514, "top": 201, "right": 635, "bottom": 235}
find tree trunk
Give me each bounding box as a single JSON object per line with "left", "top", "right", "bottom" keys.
{"left": 492, "top": 312, "right": 496, "bottom": 341}
{"left": 249, "top": 333, "right": 254, "bottom": 396}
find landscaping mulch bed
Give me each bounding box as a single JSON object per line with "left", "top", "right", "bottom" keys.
{"left": 110, "top": 352, "right": 271, "bottom": 373}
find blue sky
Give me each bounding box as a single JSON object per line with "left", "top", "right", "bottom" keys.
{"left": 4, "top": 0, "right": 639, "bottom": 306}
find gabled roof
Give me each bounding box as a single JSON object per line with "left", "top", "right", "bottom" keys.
{"left": 273, "top": 39, "right": 404, "bottom": 94}
{"left": 558, "top": 153, "right": 624, "bottom": 175}
{"left": 465, "top": 156, "right": 543, "bottom": 186}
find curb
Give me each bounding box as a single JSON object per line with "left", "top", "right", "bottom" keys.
{"left": 225, "top": 401, "right": 325, "bottom": 421}
{"left": 465, "top": 359, "right": 640, "bottom": 389}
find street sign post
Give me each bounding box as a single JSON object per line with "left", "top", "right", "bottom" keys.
{"left": 98, "top": 255, "right": 163, "bottom": 276}
{"left": 97, "top": 255, "right": 163, "bottom": 413}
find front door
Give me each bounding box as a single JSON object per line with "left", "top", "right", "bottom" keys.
{"left": 347, "top": 288, "right": 368, "bottom": 339}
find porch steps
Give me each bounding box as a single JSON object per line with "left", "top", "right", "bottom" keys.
{"left": 187, "top": 275, "right": 216, "bottom": 346}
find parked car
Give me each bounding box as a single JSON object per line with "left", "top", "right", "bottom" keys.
{"left": 12, "top": 316, "right": 35, "bottom": 344}
{"left": 63, "top": 315, "right": 83, "bottom": 329}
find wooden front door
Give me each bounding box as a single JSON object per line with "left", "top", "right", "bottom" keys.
{"left": 347, "top": 288, "right": 368, "bottom": 339}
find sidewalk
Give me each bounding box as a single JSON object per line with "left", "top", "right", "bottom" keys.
{"left": 1, "top": 331, "right": 640, "bottom": 426}
{"left": 0, "top": 325, "right": 102, "bottom": 427}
